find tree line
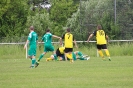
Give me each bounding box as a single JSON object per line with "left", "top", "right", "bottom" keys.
{"left": 0, "top": 0, "right": 133, "bottom": 41}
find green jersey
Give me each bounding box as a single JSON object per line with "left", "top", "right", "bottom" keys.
{"left": 42, "top": 32, "right": 53, "bottom": 45}
{"left": 28, "top": 31, "right": 38, "bottom": 46}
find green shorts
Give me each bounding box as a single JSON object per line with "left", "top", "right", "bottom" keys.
{"left": 44, "top": 44, "right": 54, "bottom": 52}
{"left": 28, "top": 46, "right": 37, "bottom": 56}
{"left": 72, "top": 52, "right": 77, "bottom": 60}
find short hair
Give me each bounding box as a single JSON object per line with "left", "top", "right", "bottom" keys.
{"left": 97, "top": 25, "right": 102, "bottom": 30}
{"left": 67, "top": 28, "right": 71, "bottom": 32}
{"left": 30, "top": 26, "right": 34, "bottom": 30}
{"left": 46, "top": 29, "right": 50, "bottom": 32}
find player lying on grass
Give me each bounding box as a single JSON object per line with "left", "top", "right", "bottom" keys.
{"left": 72, "top": 51, "right": 90, "bottom": 61}
{"left": 46, "top": 47, "right": 90, "bottom": 61}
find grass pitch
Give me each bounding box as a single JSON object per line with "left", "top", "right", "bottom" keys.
{"left": 0, "top": 56, "right": 133, "bottom": 88}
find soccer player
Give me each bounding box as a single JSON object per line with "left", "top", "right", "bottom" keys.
{"left": 35, "top": 29, "right": 62, "bottom": 67}
{"left": 46, "top": 47, "right": 66, "bottom": 61}
{"left": 72, "top": 51, "right": 90, "bottom": 61}
{"left": 87, "top": 24, "right": 111, "bottom": 61}
{"left": 46, "top": 50, "right": 90, "bottom": 61}
{"left": 62, "top": 28, "right": 78, "bottom": 63}
{"left": 24, "top": 26, "right": 38, "bottom": 68}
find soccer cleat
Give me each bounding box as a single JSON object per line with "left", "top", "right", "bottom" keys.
{"left": 35, "top": 62, "right": 39, "bottom": 68}
{"left": 46, "top": 58, "right": 49, "bottom": 61}
{"left": 30, "top": 66, "right": 34, "bottom": 68}
{"left": 86, "top": 56, "right": 90, "bottom": 60}
{"left": 82, "top": 55, "right": 88, "bottom": 58}
{"left": 108, "top": 57, "right": 111, "bottom": 61}
{"left": 70, "top": 60, "right": 74, "bottom": 63}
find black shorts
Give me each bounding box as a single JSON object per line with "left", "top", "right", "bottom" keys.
{"left": 97, "top": 44, "right": 107, "bottom": 49}
{"left": 64, "top": 48, "right": 73, "bottom": 53}
{"left": 56, "top": 48, "right": 64, "bottom": 57}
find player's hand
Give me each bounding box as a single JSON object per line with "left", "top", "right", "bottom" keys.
{"left": 24, "top": 44, "right": 27, "bottom": 49}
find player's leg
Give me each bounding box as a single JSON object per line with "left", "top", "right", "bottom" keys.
{"left": 97, "top": 45, "right": 105, "bottom": 60}
{"left": 103, "top": 44, "right": 111, "bottom": 61}
{"left": 38, "top": 45, "right": 49, "bottom": 62}
{"left": 38, "top": 52, "right": 47, "bottom": 62}
{"left": 72, "top": 52, "right": 77, "bottom": 61}
{"left": 46, "top": 55, "right": 55, "bottom": 61}
{"left": 29, "top": 47, "right": 36, "bottom": 68}
{"left": 64, "top": 48, "right": 73, "bottom": 63}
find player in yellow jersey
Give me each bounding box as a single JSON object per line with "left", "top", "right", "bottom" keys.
{"left": 62, "top": 28, "right": 78, "bottom": 63}
{"left": 46, "top": 47, "right": 65, "bottom": 61}
{"left": 87, "top": 24, "right": 111, "bottom": 61}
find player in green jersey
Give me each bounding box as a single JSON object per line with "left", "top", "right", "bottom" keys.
{"left": 35, "top": 29, "right": 61, "bottom": 67}
{"left": 24, "top": 26, "right": 38, "bottom": 68}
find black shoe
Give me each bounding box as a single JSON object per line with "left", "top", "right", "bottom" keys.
{"left": 35, "top": 62, "right": 39, "bottom": 68}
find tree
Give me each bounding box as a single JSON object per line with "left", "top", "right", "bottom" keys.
{"left": 0, "top": 0, "right": 29, "bottom": 37}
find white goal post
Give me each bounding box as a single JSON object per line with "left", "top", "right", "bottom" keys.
{"left": 0, "top": 40, "right": 133, "bottom": 59}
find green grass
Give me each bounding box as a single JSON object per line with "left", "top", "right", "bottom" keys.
{"left": 0, "top": 56, "right": 133, "bottom": 88}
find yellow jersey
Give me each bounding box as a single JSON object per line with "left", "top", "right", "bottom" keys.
{"left": 59, "top": 47, "right": 65, "bottom": 54}
{"left": 93, "top": 30, "right": 107, "bottom": 44}
{"left": 62, "top": 33, "right": 74, "bottom": 48}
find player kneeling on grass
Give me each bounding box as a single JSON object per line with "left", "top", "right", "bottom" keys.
{"left": 46, "top": 47, "right": 65, "bottom": 61}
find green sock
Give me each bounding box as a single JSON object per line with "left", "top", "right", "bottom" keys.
{"left": 54, "top": 54, "right": 57, "bottom": 60}
{"left": 79, "top": 57, "right": 85, "bottom": 60}
{"left": 77, "top": 52, "right": 83, "bottom": 57}
{"left": 38, "top": 54, "right": 44, "bottom": 61}
{"left": 31, "top": 58, "right": 36, "bottom": 66}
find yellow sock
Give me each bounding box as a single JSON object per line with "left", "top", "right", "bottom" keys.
{"left": 66, "top": 53, "right": 72, "bottom": 60}
{"left": 105, "top": 50, "right": 110, "bottom": 57}
{"left": 46, "top": 58, "right": 53, "bottom": 61}
{"left": 98, "top": 50, "right": 104, "bottom": 58}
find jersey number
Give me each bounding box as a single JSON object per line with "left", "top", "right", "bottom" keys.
{"left": 99, "top": 31, "right": 104, "bottom": 36}
{"left": 67, "top": 34, "right": 71, "bottom": 39}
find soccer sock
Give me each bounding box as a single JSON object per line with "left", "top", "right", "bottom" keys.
{"left": 46, "top": 58, "right": 53, "bottom": 61}
{"left": 79, "top": 58, "right": 85, "bottom": 60}
{"left": 98, "top": 50, "right": 104, "bottom": 58}
{"left": 31, "top": 58, "right": 36, "bottom": 66}
{"left": 77, "top": 51, "right": 83, "bottom": 57}
{"left": 54, "top": 54, "right": 57, "bottom": 60}
{"left": 105, "top": 50, "right": 110, "bottom": 57}
{"left": 66, "top": 53, "right": 73, "bottom": 60}
{"left": 38, "top": 54, "right": 44, "bottom": 61}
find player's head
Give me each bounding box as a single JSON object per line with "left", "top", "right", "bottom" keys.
{"left": 66, "top": 28, "right": 71, "bottom": 32}
{"left": 97, "top": 25, "right": 102, "bottom": 30}
{"left": 46, "top": 29, "right": 50, "bottom": 32}
{"left": 29, "top": 26, "right": 34, "bottom": 31}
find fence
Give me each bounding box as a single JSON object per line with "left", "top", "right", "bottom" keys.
{"left": 1, "top": 40, "right": 133, "bottom": 58}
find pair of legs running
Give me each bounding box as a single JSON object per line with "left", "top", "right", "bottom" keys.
{"left": 97, "top": 44, "right": 111, "bottom": 61}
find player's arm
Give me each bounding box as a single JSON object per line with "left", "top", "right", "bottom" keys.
{"left": 87, "top": 34, "right": 94, "bottom": 42}
{"left": 106, "top": 35, "right": 109, "bottom": 43}
{"left": 24, "top": 40, "right": 29, "bottom": 49}
{"left": 52, "top": 35, "right": 61, "bottom": 39}
{"left": 73, "top": 39, "right": 78, "bottom": 48}
{"left": 87, "top": 30, "right": 96, "bottom": 42}
{"left": 52, "top": 35, "right": 62, "bottom": 45}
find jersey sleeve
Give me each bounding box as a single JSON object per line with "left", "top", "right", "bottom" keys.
{"left": 28, "top": 33, "right": 32, "bottom": 41}
{"left": 62, "top": 34, "right": 65, "bottom": 39}
{"left": 93, "top": 30, "right": 97, "bottom": 36}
